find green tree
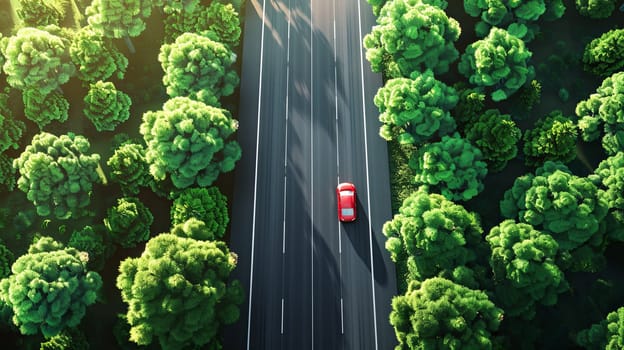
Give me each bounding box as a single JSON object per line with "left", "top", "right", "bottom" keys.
{"left": 583, "top": 28, "right": 624, "bottom": 78}
{"left": 2, "top": 27, "right": 75, "bottom": 95}
{"left": 69, "top": 26, "right": 128, "bottom": 83}
{"left": 0, "top": 154, "right": 16, "bottom": 192}
{"left": 83, "top": 81, "right": 131, "bottom": 131}
{"left": 17, "top": 0, "right": 65, "bottom": 27}
{"left": 140, "top": 97, "right": 241, "bottom": 189}
{"left": 410, "top": 133, "right": 488, "bottom": 201}
{"left": 590, "top": 152, "right": 624, "bottom": 225}
{"left": 500, "top": 161, "right": 609, "bottom": 271}
{"left": 106, "top": 142, "right": 153, "bottom": 196}
{"left": 523, "top": 110, "right": 578, "bottom": 166}
{"left": 86, "top": 0, "right": 152, "bottom": 53}
{"left": 39, "top": 327, "right": 89, "bottom": 350}
{"left": 0, "top": 99, "right": 25, "bottom": 153}
{"left": 13, "top": 132, "right": 105, "bottom": 219}
{"left": 458, "top": 27, "right": 535, "bottom": 101}
{"left": 205, "top": 2, "right": 241, "bottom": 48}
{"left": 487, "top": 220, "right": 568, "bottom": 319}
{"left": 363, "top": 0, "right": 461, "bottom": 77}
{"left": 116, "top": 233, "right": 243, "bottom": 349}
{"left": 383, "top": 188, "right": 486, "bottom": 288}
{"left": 0, "top": 242, "right": 13, "bottom": 279}
{"left": 576, "top": 72, "right": 624, "bottom": 155}
{"left": 575, "top": 0, "right": 617, "bottom": 18}
{"left": 0, "top": 237, "right": 102, "bottom": 338}
{"left": 451, "top": 84, "right": 485, "bottom": 127}
{"left": 68, "top": 225, "right": 112, "bottom": 271}
{"left": 390, "top": 277, "right": 503, "bottom": 350}
{"left": 171, "top": 187, "right": 229, "bottom": 238}
{"left": 158, "top": 32, "right": 239, "bottom": 107}
{"left": 375, "top": 70, "right": 457, "bottom": 144}
{"left": 104, "top": 197, "right": 153, "bottom": 248}
{"left": 162, "top": 1, "right": 208, "bottom": 44}
{"left": 22, "top": 89, "right": 69, "bottom": 129}
{"left": 464, "top": 109, "right": 521, "bottom": 172}
{"left": 577, "top": 306, "right": 624, "bottom": 349}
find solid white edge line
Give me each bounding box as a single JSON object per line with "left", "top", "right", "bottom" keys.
{"left": 310, "top": 0, "right": 315, "bottom": 348}
{"left": 341, "top": 297, "right": 345, "bottom": 335}
{"left": 247, "top": 0, "right": 267, "bottom": 349}
{"left": 357, "top": 0, "right": 379, "bottom": 349}
{"left": 283, "top": 0, "right": 291, "bottom": 256}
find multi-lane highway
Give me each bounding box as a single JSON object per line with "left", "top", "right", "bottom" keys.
{"left": 224, "top": 0, "right": 397, "bottom": 349}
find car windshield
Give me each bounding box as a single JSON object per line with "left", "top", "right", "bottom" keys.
{"left": 341, "top": 190, "right": 354, "bottom": 196}
{"left": 341, "top": 208, "right": 354, "bottom": 216}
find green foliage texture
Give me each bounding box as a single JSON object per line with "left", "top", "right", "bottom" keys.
{"left": 158, "top": 32, "right": 239, "bottom": 107}
{"left": 140, "top": 97, "right": 241, "bottom": 189}
{"left": 583, "top": 28, "right": 624, "bottom": 78}
{"left": 22, "top": 89, "right": 69, "bottom": 129}
{"left": 409, "top": 133, "right": 488, "bottom": 201}
{"left": 116, "top": 233, "right": 244, "bottom": 349}
{"left": 464, "top": 109, "right": 521, "bottom": 172}
{"left": 68, "top": 226, "right": 111, "bottom": 271}
{"left": 383, "top": 188, "right": 486, "bottom": 287}
{"left": 171, "top": 186, "right": 229, "bottom": 238}
{"left": 69, "top": 26, "right": 128, "bottom": 82}
{"left": 86, "top": 0, "right": 152, "bottom": 38}
{"left": 83, "top": 81, "right": 131, "bottom": 132}
{"left": 575, "top": 0, "right": 617, "bottom": 18}
{"left": 13, "top": 132, "right": 103, "bottom": 219}
{"left": 390, "top": 277, "right": 503, "bottom": 350}
{"left": 2, "top": 27, "right": 75, "bottom": 95}
{"left": 39, "top": 327, "right": 89, "bottom": 350}
{"left": 17, "top": 0, "right": 65, "bottom": 27}
{"left": 486, "top": 220, "right": 568, "bottom": 319}
{"left": 0, "top": 154, "right": 16, "bottom": 192}
{"left": 0, "top": 242, "right": 14, "bottom": 279}
{"left": 576, "top": 72, "right": 624, "bottom": 155}
{"left": 590, "top": 152, "right": 624, "bottom": 225}
{"left": 0, "top": 237, "right": 102, "bottom": 338}
{"left": 458, "top": 27, "right": 535, "bottom": 102}
{"left": 523, "top": 110, "right": 578, "bottom": 166}
{"left": 106, "top": 142, "right": 152, "bottom": 196}
{"left": 577, "top": 306, "right": 624, "bottom": 349}
{"left": 500, "top": 161, "right": 609, "bottom": 252}
{"left": 205, "top": 2, "right": 242, "bottom": 48}
{"left": 104, "top": 197, "right": 153, "bottom": 248}
{"left": 363, "top": 0, "right": 461, "bottom": 77}
{"left": 375, "top": 70, "right": 457, "bottom": 144}
{"left": 451, "top": 84, "right": 485, "bottom": 126}
{"left": 0, "top": 100, "right": 25, "bottom": 153}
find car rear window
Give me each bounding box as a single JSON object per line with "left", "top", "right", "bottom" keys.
{"left": 341, "top": 190, "right": 354, "bottom": 196}
{"left": 342, "top": 208, "right": 354, "bottom": 216}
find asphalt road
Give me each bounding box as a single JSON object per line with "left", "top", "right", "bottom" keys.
{"left": 224, "top": 0, "right": 397, "bottom": 349}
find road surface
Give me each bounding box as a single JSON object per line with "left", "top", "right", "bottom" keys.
{"left": 224, "top": 0, "right": 397, "bottom": 349}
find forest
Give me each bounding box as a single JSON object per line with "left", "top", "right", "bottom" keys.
{"left": 364, "top": 0, "right": 624, "bottom": 349}
{"left": 0, "top": 0, "right": 623, "bottom": 349}
{"left": 0, "top": 0, "right": 246, "bottom": 349}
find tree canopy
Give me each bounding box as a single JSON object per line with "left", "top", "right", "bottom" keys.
{"left": 363, "top": 0, "right": 461, "bottom": 77}
{"left": 2, "top": 27, "right": 75, "bottom": 95}
{"left": 69, "top": 26, "right": 128, "bottom": 83}
{"left": 375, "top": 70, "right": 458, "bottom": 144}
{"left": 106, "top": 142, "right": 153, "bottom": 196}
{"left": 576, "top": 72, "right": 624, "bottom": 155}
{"left": 577, "top": 306, "right": 624, "bottom": 349}
{"left": 83, "top": 81, "right": 132, "bottom": 132}
{"left": 116, "top": 233, "right": 243, "bottom": 349}
{"left": 575, "top": 0, "right": 617, "bottom": 18}
{"left": 522, "top": 110, "right": 578, "bottom": 167}
{"left": 86, "top": 0, "right": 152, "bottom": 39}
{"left": 0, "top": 237, "right": 102, "bottom": 338}
{"left": 171, "top": 187, "right": 229, "bottom": 239}
{"left": 22, "top": 89, "right": 69, "bottom": 129}
{"left": 383, "top": 187, "right": 486, "bottom": 288}
{"left": 410, "top": 133, "right": 488, "bottom": 201}
{"left": 458, "top": 27, "right": 535, "bottom": 101}
{"left": 104, "top": 197, "right": 153, "bottom": 248}
{"left": 390, "top": 277, "right": 503, "bottom": 349}
{"left": 13, "top": 132, "right": 104, "bottom": 219}
{"left": 158, "top": 32, "right": 239, "bottom": 107}
{"left": 582, "top": 28, "right": 624, "bottom": 78}
{"left": 140, "top": 97, "right": 241, "bottom": 189}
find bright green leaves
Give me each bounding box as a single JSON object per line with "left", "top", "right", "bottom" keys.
{"left": 576, "top": 72, "right": 624, "bottom": 155}
{"left": 13, "top": 133, "right": 103, "bottom": 219}
{"left": 159, "top": 32, "right": 239, "bottom": 107}
{"left": 107, "top": 142, "right": 152, "bottom": 196}
{"left": 104, "top": 197, "right": 153, "bottom": 248}
{"left": 410, "top": 133, "right": 488, "bottom": 201}
{"left": 375, "top": 70, "right": 458, "bottom": 144}
{"left": 0, "top": 237, "right": 102, "bottom": 338}
{"left": 459, "top": 27, "right": 534, "bottom": 102}
{"left": 523, "top": 110, "right": 578, "bottom": 166}
{"left": 364, "top": 0, "right": 460, "bottom": 77}
{"left": 171, "top": 187, "right": 229, "bottom": 239}
{"left": 86, "top": 0, "right": 152, "bottom": 38}
{"left": 575, "top": 0, "right": 617, "bottom": 19}
{"left": 464, "top": 109, "right": 521, "bottom": 171}
{"left": 83, "top": 81, "right": 131, "bottom": 132}
{"left": 577, "top": 306, "right": 624, "bottom": 349}
{"left": 390, "top": 277, "right": 503, "bottom": 349}
{"left": 140, "top": 97, "right": 241, "bottom": 189}
{"left": 583, "top": 28, "right": 624, "bottom": 78}
{"left": 116, "top": 233, "right": 243, "bottom": 349}
{"left": 69, "top": 26, "right": 128, "bottom": 83}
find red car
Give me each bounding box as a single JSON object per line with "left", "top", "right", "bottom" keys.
{"left": 336, "top": 182, "right": 357, "bottom": 222}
